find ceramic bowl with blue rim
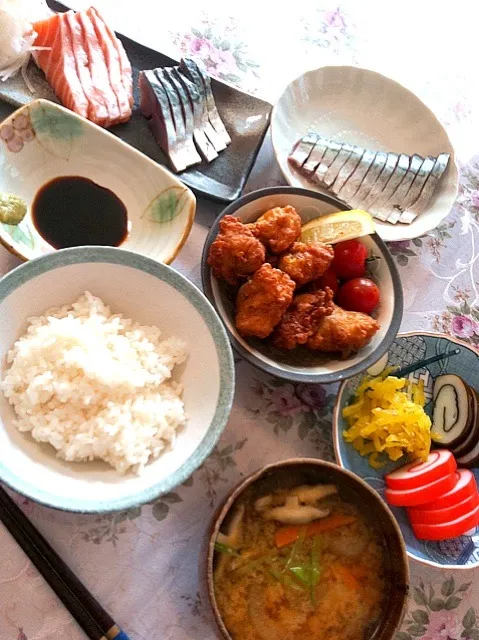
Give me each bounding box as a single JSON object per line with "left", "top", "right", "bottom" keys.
{"left": 0, "top": 99, "right": 196, "bottom": 264}
{"left": 0, "top": 247, "right": 234, "bottom": 513}
{"left": 201, "top": 186, "right": 403, "bottom": 384}
{"left": 333, "top": 331, "right": 479, "bottom": 569}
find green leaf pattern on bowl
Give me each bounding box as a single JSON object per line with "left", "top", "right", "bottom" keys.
{"left": 144, "top": 186, "right": 189, "bottom": 224}
{"left": 2, "top": 222, "right": 35, "bottom": 250}
{"left": 30, "top": 102, "right": 84, "bottom": 160}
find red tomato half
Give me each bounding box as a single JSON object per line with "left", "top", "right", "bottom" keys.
{"left": 412, "top": 504, "right": 479, "bottom": 541}
{"left": 385, "top": 472, "right": 457, "bottom": 507}
{"left": 331, "top": 240, "right": 368, "bottom": 279}
{"left": 385, "top": 450, "right": 457, "bottom": 491}
{"left": 408, "top": 493, "right": 479, "bottom": 525}
{"left": 336, "top": 278, "right": 380, "bottom": 314}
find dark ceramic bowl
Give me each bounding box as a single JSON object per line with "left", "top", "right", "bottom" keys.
{"left": 201, "top": 187, "right": 403, "bottom": 383}
{"left": 203, "top": 458, "right": 410, "bottom": 640}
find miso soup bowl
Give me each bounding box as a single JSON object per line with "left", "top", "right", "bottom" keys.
{"left": 202, "top": 458, "right": 409, "bottom": 640}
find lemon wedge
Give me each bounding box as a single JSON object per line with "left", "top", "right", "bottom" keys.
{"left": 301, "top": 210, "right": 375, "bottom": 245}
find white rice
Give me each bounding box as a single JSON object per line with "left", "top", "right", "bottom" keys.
{"left": 1, "top": 292, "right": 188, "bottom": 474}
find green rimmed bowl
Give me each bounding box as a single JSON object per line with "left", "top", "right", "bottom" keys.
{"left": 0, "top": 99, "right": 196, "bottom": 263}
{"left": 0, "top": 247, "right": 234, "bottom": 512}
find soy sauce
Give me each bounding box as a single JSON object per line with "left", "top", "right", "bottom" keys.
{"left": 32, "top": 176, "right": 128, "bottom": 249}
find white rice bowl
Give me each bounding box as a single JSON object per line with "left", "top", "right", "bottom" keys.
{"left": 0, "top": 248, "right": 234, "bottom": 512}
{"left": 2, "top": 292, "right": 188, "bottom": 474}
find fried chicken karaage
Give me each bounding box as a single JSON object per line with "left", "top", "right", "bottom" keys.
{"left": 307, "top": 304, "right": 380, "bottom": 357}
{"left": 235, "top": 264, "right": 295, "bottom": 339}
{"left": 207, "top": 215, "right": 265, "bottom": 285}
{"left": 272, "top": 288, "right": 335, "bottom": 350}
{"left": 251, "top": 205, "right": 302, "bottom": 254}
{"left": 278, "top": 241, "right": 334, "bottom": 287}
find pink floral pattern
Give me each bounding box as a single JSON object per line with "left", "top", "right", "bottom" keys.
{"left": 0, "top": 111, "right": 35, "bottom": 153}
{"left": 171, "top": 22, "right": 260, "bottom": 93}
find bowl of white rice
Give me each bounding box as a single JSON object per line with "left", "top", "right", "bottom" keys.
{"left": 0, "top": 246, "right": 235, "bottom": 512}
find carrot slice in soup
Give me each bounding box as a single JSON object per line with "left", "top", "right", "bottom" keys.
{"left": 274, "top": 514, "right": 357, "bottom": 548}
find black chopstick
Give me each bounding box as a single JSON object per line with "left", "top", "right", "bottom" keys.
{"left": 394, "top": 348, "right": 461, "bottom": 378}
{"left": 0, "top": 487, "right": 130, "bottom": 640}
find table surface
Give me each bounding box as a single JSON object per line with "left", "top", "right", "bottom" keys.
{"left": 1, "top": 2, "right": 479, "bottom": 639}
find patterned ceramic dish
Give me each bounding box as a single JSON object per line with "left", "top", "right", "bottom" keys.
{"left": 0, "top": 99, "right": 196, "bottom": 263}
{"left": 201, "top": 458, "right": 409, "bottom": 640}
{"left": 201, "top": 186, "right": 403, "bottom": 384}
{"left": 0, "top": 247, "right": 234, "bottom": 512}
{"left": 333, "top": 331, "right": 479, "bottom": 569}
{"left": 271, "top": 66, "right": 459, "bottom": 242}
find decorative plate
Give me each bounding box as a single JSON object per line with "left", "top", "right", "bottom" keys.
{"left": 271, "top": 66, "right": 459, "bottom": 242}
{"left": 334, "top": 331, "right": 479, "bottom": 569}
{"left": 0, "top": 99, "right": 196, "bottom": 263}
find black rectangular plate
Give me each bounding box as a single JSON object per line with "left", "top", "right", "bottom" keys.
{"left": 0, "top": 0, "right": 272, "bottom": 202}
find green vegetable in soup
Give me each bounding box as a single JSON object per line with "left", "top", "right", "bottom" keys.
{"left": 0, "top": 193, "right": 27, "bottom": 225}
{"left": 215, "top": 541, "right": 241, "bottom": 556}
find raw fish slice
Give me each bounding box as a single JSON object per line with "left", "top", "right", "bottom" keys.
{"left": 349, "top": 151, "right": 388, "bottom": 208}
{"left": 331, "top": 145, "right": 365, "bottom": 192}
{"left": 90, "top": 7, "right": 133, "bottom": 107}
{"left": 179, "top": 58, "right": 226, "bottom": 152}
{"left": 362, "top": 153, "right": 399, "bottom": 209}
{"left": 337, "top": 149, "right": 377, "bottom": 203}
{"left": 139, "top": 70, "right": 186, "bottom": 173}
{"left": 66, "top": 12, "right": 108, "bottom": 127}
{"left": 289, "top": 133, "right": 319, "bottom": 169}
{"left": 77, "top": 10, "right": 120, "bottom": 127}
{"left": 88, "top": 7, "right": 131, "bottom": 122}
{"left": 323, "top": 143, "right": 354, "bottom": 187}
{"left": 370, "top": 153, "right": 410, "bottom": 221}
{"left": 386, "top": 154, "right": 424, "bottom": 223}
{"left": 186, "top": 58, "right": 231, "bottom": 145}
{"left": 398, "top": 211, "right": 417, "bottom": 224}
{"left": 407, "top": 153, "right": 450, "bottom": 217}
{"left": 400, "top": 156, "right": 437, "bottom": 211}
{"left": 33, "top": 13, "right": 89, "bottom": 119}
{"left": 314, "top": 140, "right": 342, "bottom": 182}
{"left": 302, "top": 135, "right": 329, "bottom": 173}
{"left": 155, "top": 69, "right": 199, "bottom": 170}
{"left": 174, "top": 68, "right": 218, "bottom": 162}
{"left": 163, "top": 67, "right": 202, "bottom": 166}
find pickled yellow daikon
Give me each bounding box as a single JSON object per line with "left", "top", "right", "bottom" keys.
{"left": 342, "top": 375, "right": 434, "bottom": 469}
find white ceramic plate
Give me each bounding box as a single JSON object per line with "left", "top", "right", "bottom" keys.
{"left": 0, "top": 99, "right": 196, "bottom": 263}
{"left": 271, "top": 66, "right": 459, "bottom": 242}
{"left": 0, "top": 247, "right": 234, "bottom": 512}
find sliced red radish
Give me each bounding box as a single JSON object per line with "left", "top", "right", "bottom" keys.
{"left": 385, "top": 450, "right": 456, "bottom": 491}
{"left": 432, "top": 375, "right": 475, "bottom": 448}
{"left": 408, "top": 493, "right": 479, "bottom": 525}
{"left": 385, "top": 472, "right": 457, "bottom": 507}
{"left": 410, "top": 469, "right": 477, "bottom": 511}
{"left": 412, "top": 504, "right": 479, "bottom": 540}
{"left": 452, "top": 391, "right": 479, "bottom": 457}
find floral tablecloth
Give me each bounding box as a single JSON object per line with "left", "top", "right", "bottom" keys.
{"left": 1, "top": 2, "right": 479, "bottom": 639}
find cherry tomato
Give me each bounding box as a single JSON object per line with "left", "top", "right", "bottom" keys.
{"left": 310, "top": 268, "right": 339, "bottom": 295}
{"left": 331, "top": 240, "right": 368, "bottom": 279}
{"left": 336, "top": 278, "right": 380, "bottom": 314}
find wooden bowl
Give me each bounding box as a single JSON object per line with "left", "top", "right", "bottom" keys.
{"left": 201, "top": 458, "right": 409, "bottom": 640}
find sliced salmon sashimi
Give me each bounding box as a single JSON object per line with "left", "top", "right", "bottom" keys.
{"left": 33, "top": 8, "right": 133, "bottom": 127}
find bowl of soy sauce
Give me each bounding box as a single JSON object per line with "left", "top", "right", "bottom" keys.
{"left": 0, "top": 99, "right": 196, "bottom": 264}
